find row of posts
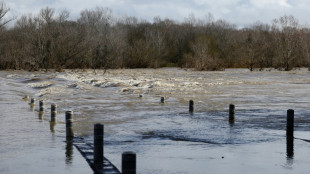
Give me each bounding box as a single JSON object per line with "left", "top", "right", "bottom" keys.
{"left": 161, "top": 97, "right": 294, "bottom": 137}
{"left": 161, "top": 97, "right": 235, "bottom": 121}
{"left": 26, "top": 96, "right": 136, "bottom": 174}
{"left": 26, "top": 95, "right": 296, "bottom": 173}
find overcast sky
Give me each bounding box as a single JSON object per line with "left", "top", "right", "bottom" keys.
{"left": 4, "top": 0, "right": 310, "bottom": 27}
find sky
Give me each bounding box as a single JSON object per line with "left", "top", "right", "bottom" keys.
{"left": 3, "top": 0, "right": 310, "bottom": 27}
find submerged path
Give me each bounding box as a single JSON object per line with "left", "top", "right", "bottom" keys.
{"left": 73, "top": 137, "right": 121, "bottom": 174}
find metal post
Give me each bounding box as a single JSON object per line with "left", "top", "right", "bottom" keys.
{"left": 39, "top": 100, "right": 44, "bottom": 114}
{"left": 51, "top": 111, "right": 57, "bottom": 123}
{"left": 39, "top": 106, "right": 44, "bottom": 112}
{"left": 94, "top": 124, "right": 104, "bottom": 166}
{"left": 229, "top": 104, "right": 235, "bottom": 122}
{"left": 189, "top": 100, "right": 194, "bottom": 112}
{"left": 287, "top": 109, "right": 294, "bottom": 137}
{"left": 51, "top": 104, "right": 57, "bottom": 113}
{"left": 39, "top": 100, "right": 44, "bottom": 108}
{"left": 286, "top": 136, "right": 294, "bottom": 158}
{"left": 122, "top": 151, "right": 136, "bottom": 174}
{"left": 65, "top": 111, "right": 74, "bottom": 138}
{"left": 160, "top": 97, "right": 165, "bottom": 103}
{"left": 30, "top": 98, "right": 35, "bottom": 107}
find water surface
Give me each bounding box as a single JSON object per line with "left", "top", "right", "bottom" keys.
{"left": 1, "top": 68, "right": 310, "bottom": 174}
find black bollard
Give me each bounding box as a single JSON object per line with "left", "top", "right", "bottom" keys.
{"left": 39, "top": 100, "right": 44, "bottom": 108}
{"left": 51, "top": 111, "right": 57, "bottom": 123}
{"left": 30, "top": 98, "right": 35, "bottom": 107}
{"left": 160, "top": 97, "right": 165, "bottom": 103}
{"left": 39, "top": 106, "right": 44, "bottom": 120}
{"left": 229, "top": 104, "right": 235, "bottom": 122}
{"left": 65, "top": 111, "right": 74, "bottom": 138}
{"left": 286, "top": 109, "right": 294, "bottom": 137}
{"left": 94, "top": 124, "right": 104, "bottom": 166}
{"left": 122, "top": 151, "right": 136, "bottom": 174}
{"left": 39, "top": 100, "right": 44, "bottom": 113}
{"left": 51, "top": 104, "right": 57, "bottom": 113}
{"left": 38, "top": 101, "right": 44, "bottom": 119}
{"left": 286, "top": 136, "right": 294, "bottom": 159}
{"left": 189, "top": 100, "right": 194, "bottom": 112}
{"left": 39, "top": 106, "right": 44, "bottom": 112}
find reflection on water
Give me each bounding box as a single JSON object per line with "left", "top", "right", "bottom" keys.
{"left": 50, "top": 122, "right": 56, "bottom": 132}
{"left": 38, "top": 111, "right": 44, "bottom": 120}
{"left": 29, "top": 105, "right": 34, "bottom": 112}
{"left": 66, "top": 138, "right": 74, "bottom": 165}
{"left": 229, "top": 120, "right": 235, "bottom": 126}
{"left": 285, "top": 137, "right": 294, "bottom": 169}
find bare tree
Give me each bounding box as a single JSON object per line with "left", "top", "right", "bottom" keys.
{"left": 272, "top": 15, "right": 300, "bottom": 71}
{"left": 39, "top": 7, "right": 55, "bottom": 25}
{"left": 185, "top": 34, "right": 222, "bottom": 70}
{"left": 0, "top": 2, "right": 15, "bottom": 29}
{"left": 78, "top": 7, "right": 113, "bottom": 70}
{"left": 299, "top": 28, "right": 310, "bottom": 70}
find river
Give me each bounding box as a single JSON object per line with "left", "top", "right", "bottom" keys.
{"left": 1, "top": 68, "right": 310, "bottom": 173}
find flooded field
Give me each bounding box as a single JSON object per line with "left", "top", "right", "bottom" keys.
{"left": 1, "top": 68, "right": 310, "bottom": 174}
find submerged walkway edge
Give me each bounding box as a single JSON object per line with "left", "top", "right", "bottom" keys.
{"left": 73, "top": 137, "right": 121, "bottom": 174}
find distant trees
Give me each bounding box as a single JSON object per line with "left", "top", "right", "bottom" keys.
{"left": 272, "top": 15, "right": 302, "bottom": 71}
{"left": 184, "top": 34, "right": 222, "bottom": 70}
{"left": 1, "top": 5, "right": 310, "bottom": 71}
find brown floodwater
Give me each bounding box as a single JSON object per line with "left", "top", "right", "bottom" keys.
{"left": 1, "top": 68, "right": 310, "bottom": 174}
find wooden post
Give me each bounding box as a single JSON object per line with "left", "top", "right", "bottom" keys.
{"left": 122, "top": 151, "right": 136, "bottom": 174}
{"left": 229, "top": 104, "right": 235, "bottom": 122}
{"left": 94, "top": 124, "right": 104, "bottom": 166}
{"left": 65, "top": 111, "right": 74, "bottom": 138}
{"left": 189, "top": 100, "right": 194, "bottom": 112}
{"left": 286, "top": 109, "right": 294, "bottom": 137}
{"left": 160, "top": 97, "right": 165, "bottom": 103}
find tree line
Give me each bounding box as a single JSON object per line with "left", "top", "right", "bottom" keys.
{"left": 1, "top": 3, "right": 310, "bottom": 71}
